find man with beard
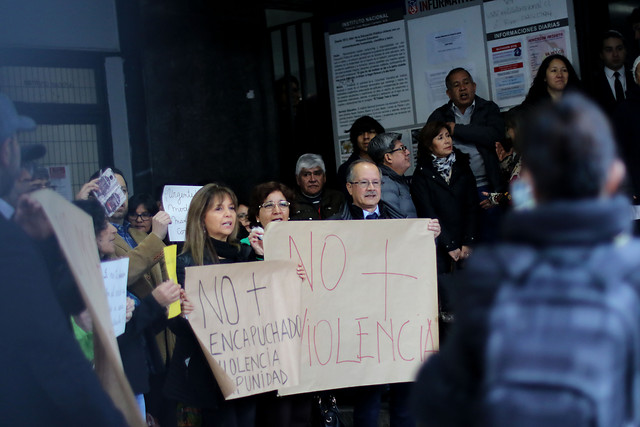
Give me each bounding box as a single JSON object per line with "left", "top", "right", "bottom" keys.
{"left": 0, "top": 93, "right": 127, "bottom": 425}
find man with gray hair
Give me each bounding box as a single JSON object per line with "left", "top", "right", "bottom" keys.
{"left": 290, "top": 153, "right": 344, "bottom": 220}
{"left": 367, "top": 132, "right": 417, "bottom": 218}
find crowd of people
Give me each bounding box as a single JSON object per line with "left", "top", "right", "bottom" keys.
{"left": 3, "top": 23, "right": 640, "bottom": 427}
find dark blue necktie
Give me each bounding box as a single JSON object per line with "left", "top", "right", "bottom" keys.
{"left": 366, "top": 212, "right": 379, "bottom": 219}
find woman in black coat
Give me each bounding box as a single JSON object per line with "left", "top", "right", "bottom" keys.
{"left": 165, "top": 183, "right": 256, "bottom": 427}
{"left": 411, "top": 121, "right": 478, "bottom": 274}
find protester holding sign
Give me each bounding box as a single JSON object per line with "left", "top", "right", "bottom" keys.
{"left": 127, "top": 193, "right": 159, "bottom": 234}
{"left": 246, "top": 181, "right": 295, "bottom": 256}
{"left": 167, "top": 183, "right": 258, "bottom": 427}
{"left": 74, "top": 198, "right": 182, "bottom": 418}
{"left": 246, "top": 181, "right": 313, "bottom": 427}
{"left": 0, "top": 92, "right": 128, "bottom": 426}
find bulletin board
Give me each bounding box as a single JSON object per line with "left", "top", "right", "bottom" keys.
{"left": 325, "top": 0, "right": 578, "bottom": 174}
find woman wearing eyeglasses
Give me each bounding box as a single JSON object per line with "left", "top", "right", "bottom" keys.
{"left": 243, "top": 181, "right": 313, "bottom": 426}
{"left": 166, "top": 183, "right": 258, "bottom": 427}
{"left": 245, "top": 181, "right": 295, "bottom": 257}
{"left": 411, "top": 121, "right": 478, "bottom": 274}
{"left": 127, "top": 193, "right": 159, "bottom": 234}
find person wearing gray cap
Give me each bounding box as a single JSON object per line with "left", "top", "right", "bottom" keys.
{"left": 367, "top": 132, "right": 417, "bottom": 218}
{"left": 0, "top": 93, "right": 127, "bottom": 426}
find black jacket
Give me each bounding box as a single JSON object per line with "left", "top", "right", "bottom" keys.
{"left": 164, "top": 242, "right": 254, "bottom": 408}
{"left": 290, "top": 188, "right": 345, "bottom": 220}
{"left": 614, "top": 84, "right": 640, "bottom": 197}
{"left": 590, "top": 66, "right": 635, "bottom": 116}
{"left": 411, "top": 149, "right": 478, "bottom": 253}
{"left": 118, "top": 292, "right": 167, "bottom": 394}
{"left": 330, "top": 198, "right": 407, "bottom": 220}
{"left": 0, "top": 216, "right": 127, "bottom": 427}
{"left": 427, "top": 96, "right": 505, "bottom": 192}
{"left": 411, "top": 196, "right": 638, "bottom": 427}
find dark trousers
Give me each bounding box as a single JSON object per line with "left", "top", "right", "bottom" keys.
{"left": 353, "top": 383, "right": 415, "bottom": 427}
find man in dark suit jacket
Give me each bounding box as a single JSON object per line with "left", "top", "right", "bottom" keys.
{"left": 591, "top": 30, "right": 633, "bottom": 116}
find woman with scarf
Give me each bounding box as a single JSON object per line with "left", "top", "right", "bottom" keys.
{"left": 411, "top": 121, "right": 478, "bottom": 274}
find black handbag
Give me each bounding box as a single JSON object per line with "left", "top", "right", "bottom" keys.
{"left": 313, "top": 394, "right": 343, "bottom": 427}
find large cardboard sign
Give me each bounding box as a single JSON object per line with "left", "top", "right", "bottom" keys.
{"left": 185, "top": 260, "right": 302, "bottom": 399}
{"left": 264, "top": 219, "right": 438, "bottom": 395}
{"left": 32, "top": 189, "right": 144, "bottom": 427}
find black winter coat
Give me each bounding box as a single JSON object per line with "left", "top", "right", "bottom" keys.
{"left": 411, "top": 149, "right": 478, "bottom": 254}
{"left": 164, "top": 241, "right": 254, "bottom": 408}
{"left": 427, "top": 96, "right": 505, "bottom": 192}
{"left": 118, "top": 292, "right": 167, "bottom": 394}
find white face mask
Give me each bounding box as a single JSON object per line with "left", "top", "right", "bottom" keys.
{"left": 510, "top": 178, "right": 535, "bottom": 211}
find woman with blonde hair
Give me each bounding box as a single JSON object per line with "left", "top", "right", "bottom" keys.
{"left": 165, "top": 183, "right": 256, "bottom": 427}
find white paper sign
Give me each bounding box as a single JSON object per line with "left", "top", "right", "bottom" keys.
{"left": 101, "top": 258, "right": 130, "bottom": 337}
{"left": 162, "top": 185, "right": 202, "bottom": 242}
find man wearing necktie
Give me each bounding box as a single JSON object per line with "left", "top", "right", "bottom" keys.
{"left": 330, "top": 159, "right": 441, "bottom": 427}
{"left": 590, "top": 30, "right": 632, "bottom": 116}
{"left": 332, "top": 160, "right": 405, "bottom": 220}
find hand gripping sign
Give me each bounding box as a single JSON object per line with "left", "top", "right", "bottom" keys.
{"left": 264, "top": 219, "right": 439, "bottom": 395}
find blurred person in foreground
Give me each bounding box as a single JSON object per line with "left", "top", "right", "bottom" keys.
{"left": 412, "top": 93, "right": 637, "bottom": 426}
{"left": 0, "top": 92, "right": 127, "bottom": 425}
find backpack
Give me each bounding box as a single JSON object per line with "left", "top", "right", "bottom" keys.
{"left": 481, "top": 240, "right": 640, "bottom": 427}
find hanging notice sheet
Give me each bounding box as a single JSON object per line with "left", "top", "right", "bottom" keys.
{"left": 407, "top": 5, "right": 489, "bottom": 122}
{"left": 484, "top": 0, "right": 572, "bottom": 109}
{"left": 326, "top": 8, "right": 414, "bottom": 167}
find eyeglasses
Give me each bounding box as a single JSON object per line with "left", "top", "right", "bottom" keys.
{"left": 129, "top": 212, "right": 152, "bottom": 221}
{"left": 349, "top": 180, "right": 381, "bottom": 189}
{"left": 389, "top": 145, "right": 408, "bottom": 154}
{"left": 259, "top": 201, "right": 290, "bottom": 210}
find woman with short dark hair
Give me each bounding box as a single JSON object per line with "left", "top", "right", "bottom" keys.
{"left": 411, "top": 121, "right": 478, "bottom": 273}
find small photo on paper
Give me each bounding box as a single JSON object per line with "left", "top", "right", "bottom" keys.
{"left": 92, "top": 168, "right": 126, "bottom": 217}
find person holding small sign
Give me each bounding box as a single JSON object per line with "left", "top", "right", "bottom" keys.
{"left": 168, "top": 183, "right": 258, "bottom": 427}
{"left": 74, "top": 198, "right": 182, "bottom": 419}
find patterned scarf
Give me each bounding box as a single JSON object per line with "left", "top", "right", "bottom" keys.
{"left": 432, "top": 151, "right": 456, "bottom": 183}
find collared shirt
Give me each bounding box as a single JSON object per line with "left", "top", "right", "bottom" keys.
{"left": 452, "top": 100, "right": 475, "bottom": 125}
{"left": 0, "top": 198, "right": 15, "bottom": 220}
{"left": 605, "top": 65, "right": 628, "bottom": 100}
{"left": 113, "top": 220, "right": 138, "bottom": 249}
{"left": 450, "top": 99, "right": 488, "bottom": 187}
{"left": 362, "top": 205, "right": 380, "bottom": 219}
